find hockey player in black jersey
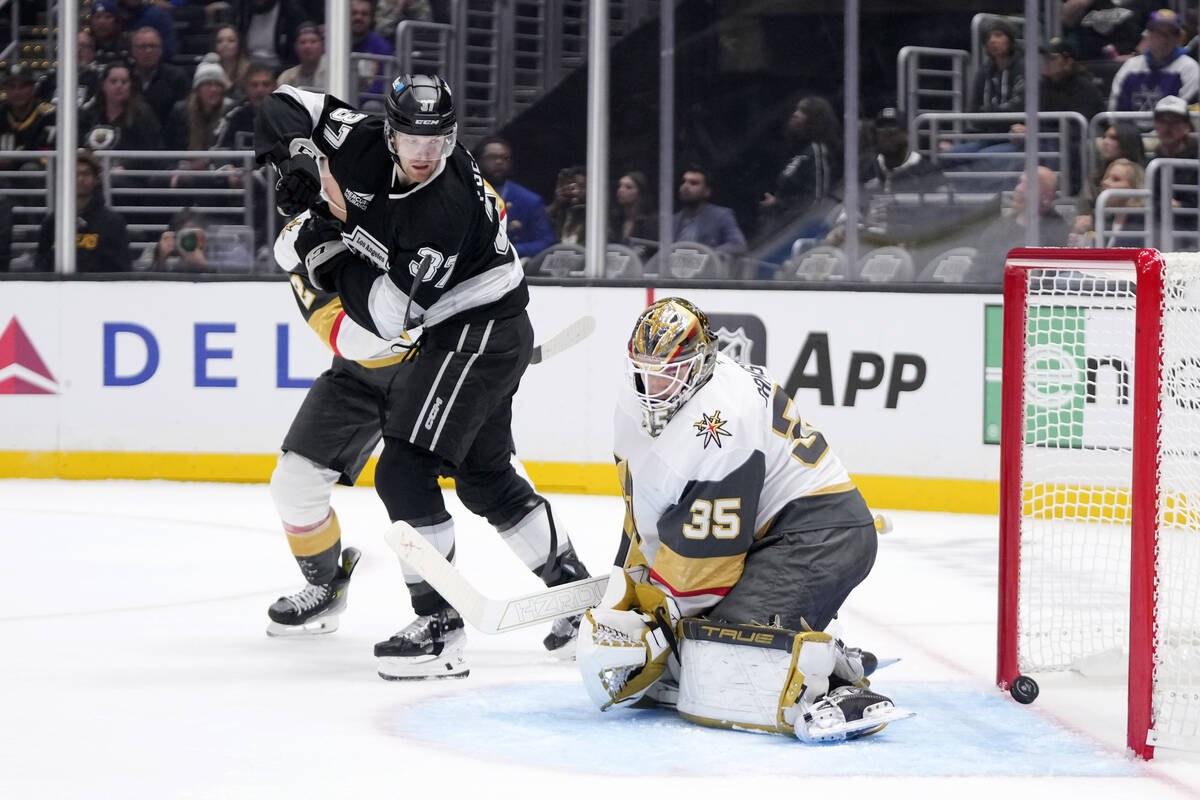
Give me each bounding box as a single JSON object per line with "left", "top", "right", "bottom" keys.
{"left": 255, "top": 74, "right": 589, "bottom": 679}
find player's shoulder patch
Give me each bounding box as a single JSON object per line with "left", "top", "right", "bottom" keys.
{"left": 692, "top": 409, "right": 732, "bottom": 449}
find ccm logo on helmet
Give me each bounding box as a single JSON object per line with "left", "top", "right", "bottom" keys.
{"left": 414, "top": 119, "right": 438, "bottom": 125}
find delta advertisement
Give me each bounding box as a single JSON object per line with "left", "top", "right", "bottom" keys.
{"left": 1, "top": 281, "right": 1004, "bottom": 510}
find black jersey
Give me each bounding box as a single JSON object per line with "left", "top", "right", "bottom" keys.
{"left": 255, "top": 86, "right": 527, "bottom": 339}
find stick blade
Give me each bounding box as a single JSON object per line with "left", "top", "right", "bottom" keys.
{"left": 384, "top": 522, "right": 609, "bottom": 634}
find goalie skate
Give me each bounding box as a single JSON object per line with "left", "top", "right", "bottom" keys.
{"left": 791, "top": 686, "right": 914, "bottom": 743}
{"left": 266, "top": 547, "right": 361, "bottom": 637}
{"left": 375, "top": 608, "right": 469, "bottom": 680}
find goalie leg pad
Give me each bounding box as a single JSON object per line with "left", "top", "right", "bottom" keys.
{"left": 676, "top": 620, "right": 835, "bottom": 735}
{"left": 675, "top": 620, "right": 913, "bottom": 741}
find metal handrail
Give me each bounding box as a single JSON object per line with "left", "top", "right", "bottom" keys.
{"left": 350, "top": 51, "right": 399, "bottom": 107}
{"left": 394, "top": 19, "right": 455, "bottom": 88}
{"left": 897, "top": 46, "right": 969, "bottom": 131}
{"left": 91, "top": 149, "right": 260, "bottom": 231}
{"left": 1093, "top": 188, "right": 1149, "bottom": 248}
{"left": 912, "top": 111, "right": 1089, "bottom": 197}
{"left": 1147, "top": 158, "right": 1200, "bottom": 250}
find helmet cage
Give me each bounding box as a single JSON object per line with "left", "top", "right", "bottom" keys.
{"left": 626, "top": 298, "right": 716, "bottom": 435}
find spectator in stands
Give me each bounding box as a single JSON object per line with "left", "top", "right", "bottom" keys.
{"left": 1147, "top": 94, "right": 1199, "bottom": 208}
{"left": 351, "top": 0, "right": 394, "bottom": 104}
{"left": 1109, "top": 8, "right": 1199, "bottom": 111}
{"left": 864, "top": 108, "right": 947, "bottom": 195}
{"left": 1071, "top": 158, "right": 1146, "bottom": 246}
{"left": 214, "top": 63, "right": 277, "bottom": 151}
{"left": 966, "top": 17, "right": 1026, "bottom": 134}
{"left": 213, "top": 25, "right": 252, "bottom": 101}
{"left": 240, "top": 0, "right": 310, "bottom": 71}
{"left": 971, "top": 167, "right": 1070, "bottom": 282}
{"left": 34, "top": 151, "right": 130, "bottom": 272}
{"left": 1149, "top": 93, "right": 1196, "bottom": 158}
{"left": 758, "top": 95, "right": 841, "bottom": 231}
{"left": 376, "top": 0, "right": 432, "bottom": 36}
{"left": 610, "top": 170, "right": 658, "bottom": 260}
{"left": 79, "top": 62, "right": 163, "bottom": 154}
{"left": 0, "top": 65, "right": 56, "bottom": 168}
{"left": 1005, "top": 37, "right": 1107, "bottom": 195}
{"left": 166, "top": 53, "right": 234, "bottom": 152}
{"left": 89, "top": 0, "right": 128, "bottom": 64}
{"left": 277, "top": 23, "right": 327, "bottom": 90}
{"left": 1061, "top": 0, "right": 1151, "bottom": 61}
{"left": 136, "top": 208, "right": 251, "bottom": 272}
{"left": 114, "top": 0, "right": 178, "bottom": 61}
{"left": 77, "top": 29, "right": 104, "bottom": 106}
{"left": 546, "top": 165, "right": 587, "bottom": 245}
{"left": 472, "top": 136, "right": 554, "bottom": 260}
{"left": 1075, "top": 120, "right": 1146, "bottom": 233}
{"left": 826, "top": 108, "right": 948, "bottom": 248}
{"left": 673, "top": 166, "right": 747, "bottom": 256}
{"left": 129, "top": 27, "right": 190, "bottom": 128}
{"left": 165, "top": 54, "right": 235, "bottom": 191}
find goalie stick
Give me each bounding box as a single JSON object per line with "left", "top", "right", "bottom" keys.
{"left": 383, "top": 510, "right": 895, "bottom": 635}
{"left": 530, "top": 314, "right": 596, "bottom": 364}
{"left": 384, "top": 521, "right": 610, "bottom": 633}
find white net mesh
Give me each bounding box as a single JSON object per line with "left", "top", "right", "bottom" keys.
{"left": 1150, "top": 253, "right": 1200, "bottom": 747}
{"left": 1018, "top": 268, "right": 1138, "bottom": 674}
{"left": 1014, "top": 254, "right": 1200, "bottom": 749}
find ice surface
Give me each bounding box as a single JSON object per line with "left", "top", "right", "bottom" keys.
{"left": 1, "top": 479, "right": 1198, "bottom": 799}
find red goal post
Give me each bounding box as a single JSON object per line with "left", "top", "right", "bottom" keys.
{"left": 998, "top": 247, "right": 1200, "bottom": 760}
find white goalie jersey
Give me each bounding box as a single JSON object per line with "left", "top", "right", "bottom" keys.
{"left": 613, "top": 352, "right": 865, "bottom": 618}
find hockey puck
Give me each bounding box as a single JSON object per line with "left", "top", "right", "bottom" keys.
{"left": 1010, "top": 675, "right": 1040, "bottom": 704}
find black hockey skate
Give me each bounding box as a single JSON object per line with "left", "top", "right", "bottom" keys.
{"left": 375, "top": 608, "right": 469, "bottom": 680}
{"left": 542, "top": 614, "right": 581, "bottom": 657}
{"left": 266, "top": 547, "right": 361, "bottom": 637}
{"left": 541, "top": 547, "right": 590, "bottom": 657}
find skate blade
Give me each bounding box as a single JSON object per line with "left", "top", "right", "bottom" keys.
{"left": 377, "top": 656, "right": 470, "bottom": 681}
{"left": 266, "top": 616, "right": 340, "bottom": 637}
{"left": 797, "top": 706, "right": 915, "bottom": 743}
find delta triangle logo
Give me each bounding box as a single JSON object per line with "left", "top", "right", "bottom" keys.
{"left": 0, "top": 316, "right": 58, "bottom": 395}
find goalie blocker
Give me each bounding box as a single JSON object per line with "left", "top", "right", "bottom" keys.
{"left": 577, "top": 612, "right": 912, "bottom": 742}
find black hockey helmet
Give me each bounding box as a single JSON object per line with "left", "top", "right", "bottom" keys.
{"left": 384, "top": 74, "right": 457, "bottom": 169}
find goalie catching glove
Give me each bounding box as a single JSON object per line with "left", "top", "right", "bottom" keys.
{"left": 577, "top": 574, "right": 681, "bottom": 710}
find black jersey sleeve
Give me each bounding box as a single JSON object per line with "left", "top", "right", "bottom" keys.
{"left": 254, "top": 86, "right": 376, "bottom": 168}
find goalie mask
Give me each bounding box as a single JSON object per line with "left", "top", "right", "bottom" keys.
{"left": 626, "top": 297, "right": 717, "bottom": 436}
{"left": 384, "top": 73, "right": 457, "bottom": 175}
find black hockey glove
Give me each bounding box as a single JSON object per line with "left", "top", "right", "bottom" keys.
{"left": 273, "top": 152, "right": 321, "bottom": 216}
{"left": 295, "top": 213, "right": 347, "bottom": 291}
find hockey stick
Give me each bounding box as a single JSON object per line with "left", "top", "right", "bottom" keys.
{"left": 384, "top": 521, "right": 610, "bottom": 633}
{"left": 530, "top": 314, "right": 596, "bottom": 365}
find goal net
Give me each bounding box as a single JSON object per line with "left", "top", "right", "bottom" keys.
{"left": 998, "top": 247, "right": 1200, "bottom": 760}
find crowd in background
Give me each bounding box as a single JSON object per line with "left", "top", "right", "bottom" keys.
{"left": 1, "top": 2, "right": 1198, "bottom": 280}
